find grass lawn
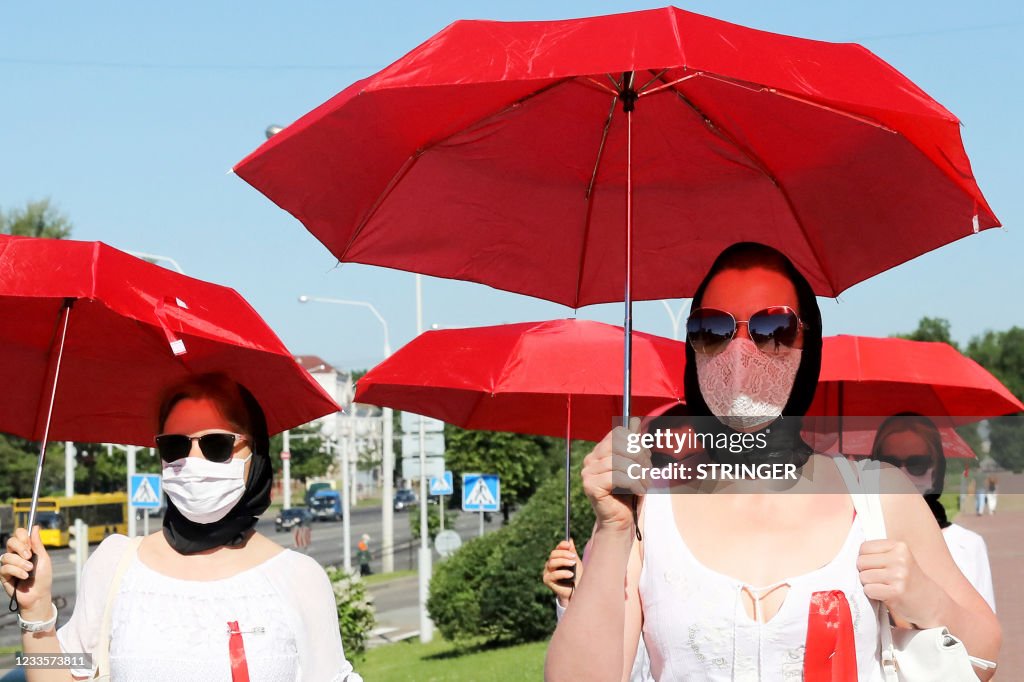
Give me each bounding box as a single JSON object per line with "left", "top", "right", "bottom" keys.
{"left": 357, "top": 638, "right": 546, "bottom": 682}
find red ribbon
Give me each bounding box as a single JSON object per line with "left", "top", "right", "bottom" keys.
{"left": 804, "top": 590, "right": 857, "bottom": 681}
{"left": 227, "top": 621, "right": 251, "bottom": 682}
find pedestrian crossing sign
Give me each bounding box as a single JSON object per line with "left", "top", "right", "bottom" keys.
{"left": 430, "top": 471, "right": 454, "bottom": 496}
{"left": 130, "top": 474, "right": 162, "bottom": 508}
{"left": 462, "top": 473, "right": 500, "bottom": 512}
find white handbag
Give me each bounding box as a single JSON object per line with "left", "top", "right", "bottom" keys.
{"left": 833, "top": 458, "right": 994, "bottom": 681}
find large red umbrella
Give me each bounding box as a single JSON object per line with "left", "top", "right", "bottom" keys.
{"left": 354, "top": 318, "right": 685, "bottom": 538}
{"left": 0, "top": 235, "right": 340, "bottom": 597}
{"left": 804, "top": 335, "right": 1023, "bottom": 454}
{"left": 235, "top": 6, "right": 997, "bottom": 305}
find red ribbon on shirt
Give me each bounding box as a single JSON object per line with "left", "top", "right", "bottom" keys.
{"left": 227, "top": 621, "right": 251, "bottom": 682}
{"left": 804, "top": 590, "right": 857, "bottom": 681}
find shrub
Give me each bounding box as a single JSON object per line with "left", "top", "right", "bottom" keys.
{"left": 326, "top": 567, "right": 376, "bottom": 657}
{"left": 427, "top": 444, "right": 596, "bottom": 644}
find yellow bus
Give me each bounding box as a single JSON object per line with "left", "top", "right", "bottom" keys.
{"left": 13, "top": 493, "right": 128, "bottom": 548}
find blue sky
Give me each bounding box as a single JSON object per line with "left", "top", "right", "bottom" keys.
{"left": 2, "top": 2, "right": 1022, "bottom": 371}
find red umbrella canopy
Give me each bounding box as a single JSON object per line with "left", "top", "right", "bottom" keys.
{"left": 810, "top": 335, "right": 1023, "bottom": 421}
{"left": 0, "top": 235, "right": 340, "bottom": 445}
{"left": 354, "top": 319, "right": 686, "bottom": 442}
{"left": 804, "top": 335, "right": 1021, "bottom": 457}
{"left": 235, "top": 6, "right": 997, "bottom": 304}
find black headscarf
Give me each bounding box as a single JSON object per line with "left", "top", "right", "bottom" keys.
{"left": 162, "top": 382, "right": 274, "bottom": 554}
{"left": 683, "top": 243, "right": 823, "bottom": 468}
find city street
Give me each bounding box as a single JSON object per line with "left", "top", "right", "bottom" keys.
{"left": 0, "top": 503, "right": 505, "bottom": 653}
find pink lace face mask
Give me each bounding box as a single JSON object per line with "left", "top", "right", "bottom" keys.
{"left": 695, "top": 337, "right": 802, "bottom": 430}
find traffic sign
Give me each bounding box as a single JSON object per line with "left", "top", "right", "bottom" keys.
{"left": 401, "top": 412, "right": 445, "bottom": 433}
{"left": 403, "top": 456, "right": 445, "bottom": 480}
{"left": 434, "top": 529, "right": 462, "bottom": 558}
{"left": 402, "top": 432, "right": 445, "bottom": 456}
{"left": 462, "top": 474, "right": 500, "bottom": 512}
{"left": 429, "top": 471, "right": 454, "bottom": 496}
{"left": 130, "top": 474, "right": 162, "bottom": 509}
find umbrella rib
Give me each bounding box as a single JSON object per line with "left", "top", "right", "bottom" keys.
{"left": 575, "top": 95, "right": 620, "bottom": 309}
{"left": 652, "top": 70, "right": 838, "bottom": 295}
{"left": 341, "top": 77, "right": 578, "bottom": 261}
{"left": 699, "top": 72, "right": 898, "bottom": 133}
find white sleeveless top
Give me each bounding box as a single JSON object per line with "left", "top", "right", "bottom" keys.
{"left": 638, "top": 482, "right": 883, "bottom": 681}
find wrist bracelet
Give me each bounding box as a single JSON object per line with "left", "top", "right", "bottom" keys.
{"left": 18, "top": 602, "right": 58, "bottom": 633}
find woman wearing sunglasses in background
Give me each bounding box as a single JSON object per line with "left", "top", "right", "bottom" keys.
{"left": 546, "top": 243, "right": 1000, "bottom": 681}
{"left": 870, "top": 413, "right": 996, "bottom": 612}
{"left": 1, "top": 373, "right": 363, "bottom": 681}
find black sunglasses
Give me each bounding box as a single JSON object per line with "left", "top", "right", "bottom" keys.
{"left": 155, "top": 432, "right": 248, "bottom": 463}
{"left": 874, "top": 454, "right": 934, "bottom": 477}
{"left": 686, "top": 306, "right": 808, "bottom": 355}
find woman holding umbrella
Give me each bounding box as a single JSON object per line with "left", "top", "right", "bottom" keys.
{"left": 2, "top": 373, "right": 362, "bottom": 681}
{"left": 546, "top": 243, "right": 1000, "bottom": 681}
{"left": 870, "top": 413, "right": 996, "bottom": 612}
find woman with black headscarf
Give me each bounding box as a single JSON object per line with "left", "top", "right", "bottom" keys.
{"left": 546, "top": 243, "right": 1000, "bottom": 681}
{"left": 2, "top": 373, "right": 363, "bottom": 682}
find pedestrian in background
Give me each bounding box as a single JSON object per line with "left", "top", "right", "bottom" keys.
{"left": 975, "top": 477, "right": 987, "bottom": 515}
{"left": 357, "top": 534, "right": 373, "bottom": 576}
{"left": 986, "top": 476, "right": 998, "bottom": 515}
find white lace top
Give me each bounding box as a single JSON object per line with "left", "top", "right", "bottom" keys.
{"left": 638, "top": 489, "right": 883, "bottom": 681}
{"left": 56, "top": 534, "right": 363, "bottom": 682}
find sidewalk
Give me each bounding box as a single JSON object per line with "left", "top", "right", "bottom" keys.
{"left": 954, "top": 486, "right": 1024, "bottom": 677}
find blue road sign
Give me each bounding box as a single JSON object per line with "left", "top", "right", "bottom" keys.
{"left": 462, "top": 473, "right": 500, "bottom": 512}
{"left": 430, "top": 471, "right": 454, "bottom": 496}
{"left": 130, "top": 474, "right": 162, "bottom": 509}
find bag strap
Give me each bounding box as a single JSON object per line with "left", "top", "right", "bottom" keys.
{"left": 833, "top": 457, "right": 898, "bottom": 682}
{"left": 95, "top": 536, "right": 143, "bottom": 678}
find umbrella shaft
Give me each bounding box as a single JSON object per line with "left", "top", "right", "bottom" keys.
{"left": 27, "top": 300, "right": 73, "bottom": 533}
{"left": 622, "top": 102, "right": 634, "bottom": 426}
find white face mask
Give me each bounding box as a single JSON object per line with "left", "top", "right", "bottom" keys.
{"left": 696, "top": 337, "right": 802, "bottom": 430}
{"left": 162, "top": 454, "right": 251, "bottom": 524}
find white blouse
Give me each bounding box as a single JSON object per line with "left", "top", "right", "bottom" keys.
{"left": 57, "top": 534, "right": 363, "bottom": 682}
{"left": 942, "top": 523, "right": 996, "bottom": 613}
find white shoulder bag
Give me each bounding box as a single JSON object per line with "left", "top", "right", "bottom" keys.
{"left": 833, "top": 457, "right": 994, "bottom": 681}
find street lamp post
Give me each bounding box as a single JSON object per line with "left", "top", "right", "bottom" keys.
{"left": 661, "top": 300, "right": 688, "bottom": 340}
{"left": 415, "top": 273, "right": 434, "bottom": 643}
{"left": 298, "top": 295, "right": 395, "bottom": 575}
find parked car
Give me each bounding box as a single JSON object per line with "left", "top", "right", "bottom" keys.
{"left": 393, "top": 488, "right": 418, "bottom": 511}
{"left": 275, "top": 507, "right": 313, "bottom": 533}
{"left": 309, "top": 490, "right": 343, "bottom": 522}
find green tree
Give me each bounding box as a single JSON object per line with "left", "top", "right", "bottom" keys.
{"left": 0, "top": 438, "right": 66, "bottom": 501}
{"left": 443, "top": 425, "right": 558, "bottom": 507}
{"left": 965, "top": 327, "right": 1024, "bottom": 472}
{"left": 894, "top": 317, "right": 959, "bottom": 349}
{"left": 269, "top": 423, "right": 332, "bottom": 482}
{"left": 0, "top": 198, "right": 73, "bottom": 239}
